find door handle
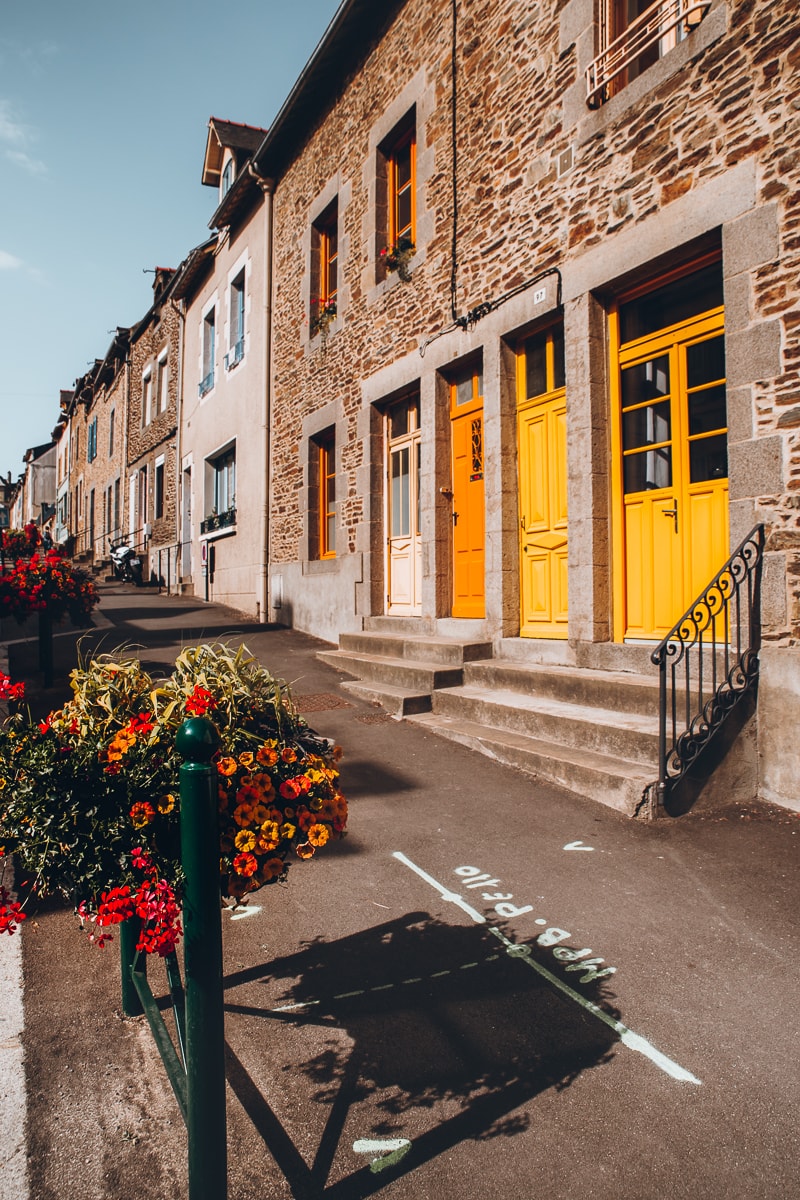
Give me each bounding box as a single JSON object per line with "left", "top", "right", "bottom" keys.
{"left": 452, "top": 511, "right": 459, "bottom": 526}
{"left": 662, "top": 505, "right": 678, "bottom": 533}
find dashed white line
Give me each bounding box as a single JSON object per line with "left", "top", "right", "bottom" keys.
{"left": 393, "top": 851, "right": 701, "bottom": 1086}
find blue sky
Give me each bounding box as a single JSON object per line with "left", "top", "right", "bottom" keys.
{"left": 0, "top": 0, "right": 341, "bottom": 477}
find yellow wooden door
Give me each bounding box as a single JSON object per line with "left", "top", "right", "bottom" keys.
{"left": 450, "top": 366, "right": 485, "bottom": 619}
{"left": 611, "top": 263, "right": 728, "bottom": 640}
{"left": 517, "top": 325, "right": 568, "bottom": 637}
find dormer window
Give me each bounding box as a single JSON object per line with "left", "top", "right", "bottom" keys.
{"left": 221, "top": 158, "right": 235, "bottom": 199}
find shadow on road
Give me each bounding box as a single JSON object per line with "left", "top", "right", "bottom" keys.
{"left": 222, "top": 912, "right": 620, "bottom": 1198}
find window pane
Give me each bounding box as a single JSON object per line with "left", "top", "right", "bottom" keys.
{"left": 524, "top": 333, "right": 547, "bottom": 399}
{"left": 552, "top": 324, "right": 565, "bottom": 390}
{"left": 455, "top": 373, "right": 473, "bottom": 406}
{"left": 624, "top": 447, "right": 672, "bottom": 493}
{"left": 395, "top": 141, "right": 412, "bottom": 189}
{"left": 688, "top": 384, "right": 727, "bottom": 436}
{"left": 396, "top": 186, "right": 412, "bottom": 240}
{"left": 622, "top": 400, "right": 671, "bottom": 451}
{"left": 690, "top": 435, "right": 728, "bottom": 483}
{"left": 391, "top": 447, "right": 410, "bottom": 537}
{"left": 326, "top": 513, "right": 336, "bottom": 552}
{"left": 686, "top": 335, "right": 725, "bottom": 388}
{"left": 621, "top": 356, "right": 670, "bottom": 407}
{"left": 619, "top": 263, "right": 723, "bottom": 344}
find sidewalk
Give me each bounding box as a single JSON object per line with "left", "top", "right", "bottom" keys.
{"left": 2, "top": 582, "right": 798, "bottom": 1200}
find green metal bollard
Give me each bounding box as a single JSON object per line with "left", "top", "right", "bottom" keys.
{"left": 177, "top": 716, "right": 228, "bottom": 1200}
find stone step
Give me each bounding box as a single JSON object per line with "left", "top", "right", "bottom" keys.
{"left": 407, "top": 711, "right": 656, "bottom": 818}
{"left": 464, "top": 658, "right": 662, "bottom": 716}
{"left": 363, "top": 615, "right": 436, "bottom": 635}
{"left": 338, "top": 679, "right": 432, "bottom": 718}
{"left": 317, "top": 648, "right": 464, "bottom": 693}
{"left": 431, "top": 682, "right": 659, "bottom": 766}
{"left": 339, "top": 630, "right": 493, "bottom": 666}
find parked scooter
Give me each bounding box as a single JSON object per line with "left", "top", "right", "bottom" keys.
{"left": 109, "top": 539, "right": 144, "bottom": 586}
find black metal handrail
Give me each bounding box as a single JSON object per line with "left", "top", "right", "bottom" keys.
{"left": 650, "top": 524, "right": 765, "bottom": 807}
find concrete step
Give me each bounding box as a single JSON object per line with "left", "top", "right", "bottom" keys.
{"left": 407, "top": 711, "right": 656, "bottom": 818}
{"left": 338, "top": 679, "right": 432, "bottom": 718}
{"left": 431, "top": 682, "right": 660, "bottom": 766}
{"left": 464, "top": 658, "right": 662, "bottom": 717}
{"left": 339, "top": 631, "right": 493, "bottom": 666}
{"left": 363, "top": 615, "right": 436, "bottom": 634}
{"left": 318, "top": 648, "right": 464, "bottom": 693}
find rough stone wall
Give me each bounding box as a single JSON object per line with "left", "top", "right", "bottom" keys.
{"left": 127, "top": 302, "right": 181, "bottom": 552}
{"left": 269, "top": 0, "right": 799, "bottom": 639}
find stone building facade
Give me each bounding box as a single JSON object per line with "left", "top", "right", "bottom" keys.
{"left": 126, "top": 270, "right": 181, "bottom": 586}
{"left": 255, "top": 0, "right": 799, "bottom": 808}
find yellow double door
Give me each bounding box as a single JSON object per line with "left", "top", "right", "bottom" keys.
{"left": 611, "top": 306, "right": 729, "bottom": 640}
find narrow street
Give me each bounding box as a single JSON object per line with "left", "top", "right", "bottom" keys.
{"left": 12, "top": 585, "right": 800, "bottom": 1200}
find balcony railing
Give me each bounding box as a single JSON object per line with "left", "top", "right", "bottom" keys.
{"left": 586, "top": 0, "right": 710, "bottom": 108}
{"left": 224, "top": 339, "right": 244, "bottom": 371}
{"left": 649, "top": 525, "right": 764, "bottom": 810}
{"left": 200, "top": 507, "right": 236, "bottom": 536}
{"left": 198, "top": 370, "right": 215, "bottom": 398}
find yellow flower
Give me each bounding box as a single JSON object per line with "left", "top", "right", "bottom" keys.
{"left": 234, "top": 829, "right": 256, "bottom": 852}
{"left": 238, "top": 751, "right": 254, "bottom": 768}
{"left": 280, "top": 822, "right": 296, "bottom": 840}
{"left": 157, "top": 793, "right": 176, "bottom": 814}
{"left": 260, "top": 820, "right": 280, "bottom": 843}
{"left": 307, "top": 823, "right": 330, "bottom": 848}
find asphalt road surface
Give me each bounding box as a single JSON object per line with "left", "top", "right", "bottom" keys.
{"left": 14, "top": 586, "right": 800, "bottom": 1199}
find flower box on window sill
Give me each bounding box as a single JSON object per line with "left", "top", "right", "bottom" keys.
{"left": 200, "top": 507, "right": 237, "bottom": 537}
{"left": 310, "top": 302, "right": 338, "bottom": 342}
{"left": 380, "top": 237, "right": 416, "bottom": 282}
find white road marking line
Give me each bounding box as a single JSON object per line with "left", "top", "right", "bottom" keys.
{"left": 229, "top": 905, "right": 263, "bottom": 921}
{"left": 563, "top": 841, "right": 594, "bottom": 851}
{"left": 353, "top": 1138, "right": 412, "bottom": 1173}
{"left": 392, "top": 851, "right": 487, "bottom": 923}
{"left": 394, "top": 851, "right": 701, "bottom": 1085}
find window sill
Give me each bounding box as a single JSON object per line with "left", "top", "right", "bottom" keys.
{"left": 199, "top": 524, "right": 237, "bottom": 543}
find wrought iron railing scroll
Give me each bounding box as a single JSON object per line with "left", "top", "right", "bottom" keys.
{"left": 650, "top": 524, "right": 765, "bottom": 808}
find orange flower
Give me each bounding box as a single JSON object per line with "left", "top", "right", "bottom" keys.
{"left": 307, "top": 823, "right": 330, "bottom": 848}
{"left": 233, "top": 803, "right": 255, "bottom": 827}
{"left": 238, "top": 751, "right": 254, "bottom": 768}
{"left": 251, "top": 803, "right": 270, "bottom": 824}
{"left": 130, "top": 801, "right": 156, "bottom": 829}
{"left": 295, "top": 842, "right": 315, "bottom": 860}
{"left": 217, "top": 757, "right": 238, "bottom": 777}
{"left": 157, "top": 793, "right": 175, "bottom": 814}
{"left": 281, "top": 747, "right": 297, "bottom": 764}
{"left": 256, "top": 745, "right": 279, "bottom": 767}
{"left": 233, "top": 851, "right": 258, "bottom": 877}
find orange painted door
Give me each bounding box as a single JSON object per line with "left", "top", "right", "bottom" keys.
{"left": 450, "top": 367, "right": 485, "bottom": 619}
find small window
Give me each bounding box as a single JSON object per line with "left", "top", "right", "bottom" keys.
{"left": 379, "top": 112, "right": 416, "bottom": 276}
{"left": 226, "top": 271, "right": 246, "bottom": 369}
{"left": 203, "top": 446, "right": 236, "bottom": 534}
{"left": 156, "top": 352, "right": 169, "bottom": 413}
{"left": 311, "top": 203, "right": 338, "bottom": 336}
{"left": 587, "top": 0, "right": 710, "bottom": 107}
{"left": 200, "top": 308, "right": 216, "bottom": 397}
{"left": 142, "top": 369, "right": 153, "bottom": 424}
{"left": 221, "top": 158, "right": 234, "bottom": 199}
{"left": 108, "top": 409, "right": 115, "bottom": 457}
{"left": 312, "top": 430, "right": 336, "bottom": 559}
{"left": 154, "top": 458, "right": 165, "bottom": 520}
{"left": 87, "top": 417, "right": 98, "bottom": 462}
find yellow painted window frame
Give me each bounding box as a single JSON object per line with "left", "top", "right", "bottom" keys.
{"left": 319, "top": 435, "right": 336, "bottom": 560}
{"left": 515, "top": 323, "right": 565, "bottom": 409}
{"left": 388, "top": 129, "right": 416, "bottom": 247}
{"left": 319, "top": 215, "right": 338, "bottom": 310}
{"left": 609, "top": 269, "right": 726, "bottom": 642}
